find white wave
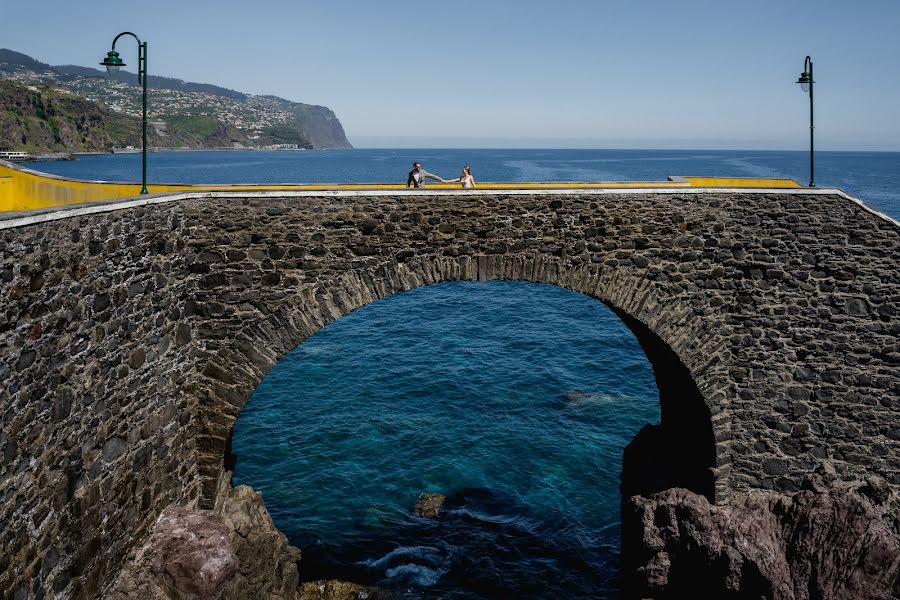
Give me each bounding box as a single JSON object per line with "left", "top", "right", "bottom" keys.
{"left": 384, "top": 564, "right": 443, "bottom": 587}
{"left": 360, "top": 545, "right": 443, "bottom": 569}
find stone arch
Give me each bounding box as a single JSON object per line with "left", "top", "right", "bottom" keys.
{"left": 4, "top": 188, "right": 898, "bottom": 599}
{"left": 193, "top": 254, "right": 726, "bottom": 507}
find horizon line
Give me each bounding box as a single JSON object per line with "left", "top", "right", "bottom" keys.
{"left": 345, "top": 144, "right": 900, "bottom": 153}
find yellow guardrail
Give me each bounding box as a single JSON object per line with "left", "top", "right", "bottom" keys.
{"left": 0, "top": 160, "right": 801, "bottom": 212}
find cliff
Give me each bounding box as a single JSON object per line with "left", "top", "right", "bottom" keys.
{"left": 262, "top": 96, "right": 353, "bottom": 149}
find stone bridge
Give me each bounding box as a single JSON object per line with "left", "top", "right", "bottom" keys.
{"left": 1, "top": 188, "right": 898, "bottom": 598}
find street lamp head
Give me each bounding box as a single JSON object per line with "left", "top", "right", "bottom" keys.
{"left": 100, "top": 50, "right": 126, "bottom": 77}
{"left": 797, "top": 55, "right": 813, "bottom": 93}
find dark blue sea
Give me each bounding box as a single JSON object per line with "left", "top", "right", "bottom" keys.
{"left": 40, "top": 149, "right": 899, "bottom": 598}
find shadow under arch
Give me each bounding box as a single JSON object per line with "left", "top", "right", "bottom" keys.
{"left": 194, "top": 255, "right": 721, "bottom": 508}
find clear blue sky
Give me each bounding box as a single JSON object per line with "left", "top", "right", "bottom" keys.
{"left": 3, "top": 0, "right": 899, "bottom": 149}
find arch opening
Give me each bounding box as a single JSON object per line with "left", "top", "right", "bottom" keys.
{"left": 613, "top": 307, "right": 716, "bottom": 501}
{"left": 221, "top": 280, "right": 715, "bottom": 597}
{"left": 196, "top": 257, "right": 724, "bottom": 512}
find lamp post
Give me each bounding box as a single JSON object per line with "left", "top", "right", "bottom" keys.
{"left": 101, "top": 32, "right": 148, "bottom": 195}
{"left": 796, "top": 56, "right": 814, "bottom": 188}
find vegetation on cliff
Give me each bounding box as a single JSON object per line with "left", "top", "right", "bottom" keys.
{"left": 162, "top": 115, "right": 254, "bottom": 149}
{"left": 0, "top": 79, "right": 152, "bottom": 152}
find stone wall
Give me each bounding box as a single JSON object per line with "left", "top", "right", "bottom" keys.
{"left": 1, "top": 190, "right": 898, "bottom": 599}
{"left": 0, "top": 206, "right": 202, "bottom": 598}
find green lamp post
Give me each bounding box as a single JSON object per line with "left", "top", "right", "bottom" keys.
{"left": 101, "top": 32, "right": 149, "bottom": 195}
{"left": 796, "top": 56, "right": 815, "bottom": 188}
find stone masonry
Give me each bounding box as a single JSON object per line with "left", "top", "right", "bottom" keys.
{"left": 1, "top": 190, "right": 898, "bottom": 598}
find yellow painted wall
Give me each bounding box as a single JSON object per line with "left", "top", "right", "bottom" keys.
{"left": 0, "top": 161, "right": 802, "bottom": 213}
{"left": 681, "top": 177, "right": 801, "bottom": 188}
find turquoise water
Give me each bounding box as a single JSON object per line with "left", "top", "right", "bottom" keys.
{"left": 33, "top": 148, "right": 900, "bottom": 219}
{"left": 231, "top": 281, "right": 659, "bottom": 598}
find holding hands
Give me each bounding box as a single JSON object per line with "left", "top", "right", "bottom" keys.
{"left": 444, "top": 166, "right": 476, "bottom": 188}
{"left": 406, "top": 162, "right": 475, "bottom": 188}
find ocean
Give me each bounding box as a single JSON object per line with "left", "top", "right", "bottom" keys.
{"left": 37, "top": 149, "right": 899, "bottom": 598}
{"left": 33, "top": 148, "right": 900, "bottom": 219}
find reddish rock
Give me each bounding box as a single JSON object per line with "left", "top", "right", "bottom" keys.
{"left": 108, "top": 506, "right": 238, "bottom": 599}
{"left": 151, "top": 507, "right": 238, "bottom": 598}
{"left": 623, "top": 474, "right": 900, "bottom": 599}
{"left": 108, "top": 482, "right": 301, "bottom": 599}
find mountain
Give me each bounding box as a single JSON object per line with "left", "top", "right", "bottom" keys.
{"left": 51, "top": 64, "right": 249, "bottom": 101}
{"left": 0, "top": 49, "right": 51, "bottom": 72}
{"left": 0, "top": 49, "right": 352, "bottom": 150}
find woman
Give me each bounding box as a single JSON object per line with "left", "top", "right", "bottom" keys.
{"left": 444, "top": 165, "right": 476, "bottom": 188}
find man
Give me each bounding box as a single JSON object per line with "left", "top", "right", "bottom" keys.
{"left": 406, "top": 162, "right": 443, "bottom": 188}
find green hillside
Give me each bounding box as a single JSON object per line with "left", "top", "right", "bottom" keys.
{"left": 0, "top": 80, "right": 151, "bottom": 152}
{"left": 162, "top": 115, "right": 311, "bottom": 149}
{"left": 164, "top": 115, "right": 242, "bottom": 148}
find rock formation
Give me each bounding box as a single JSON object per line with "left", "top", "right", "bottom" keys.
{"left": 107, "top": 482, "right": 299, "bottom": 599}
{"left": 214, "top": 484, "right": 301, "bottom": 598}
{"left": 622, "top": 466, "right": 900, "bottom": 599}
{"left": 106, "top": 507, "right": 238, "bottom": 600}
{"left": 0, "top": 49, "right": 353, "bottom": 151}
{"left": 298, "top": 580, "right": 391, "bottom": 600}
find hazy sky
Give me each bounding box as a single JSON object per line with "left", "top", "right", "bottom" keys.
{"left": 3, "top": 0, "right": 899, "bottom": 149}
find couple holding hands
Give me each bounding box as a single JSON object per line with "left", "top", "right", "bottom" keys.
{"left": 406, "top": 162, "right": 476, "bottom": 188}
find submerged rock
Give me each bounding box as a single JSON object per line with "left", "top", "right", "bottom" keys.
{"left": 561, "top": 389, "right": 624, "bottom": 405}
{"left": 622, "top": 470, "right": 900, "bottom": 599}
{"left": 563, "top": 389, "right": 592, "bottom": 402}
{"left": 298, "top": 580, "right": 392, "bottom": 600}
{"left": 413, "top": 493, "right": 446, "bottom": 518}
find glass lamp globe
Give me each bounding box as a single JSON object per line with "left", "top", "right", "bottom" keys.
{"left": 100, "top": 51, "right": 125, "bottom": 77}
